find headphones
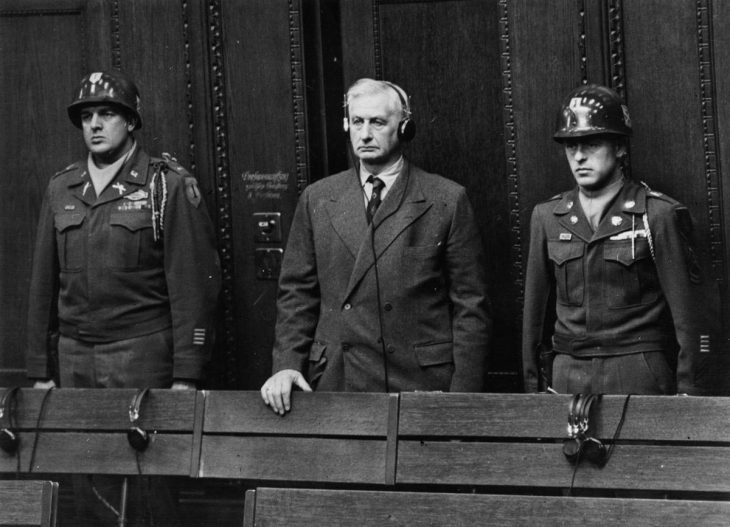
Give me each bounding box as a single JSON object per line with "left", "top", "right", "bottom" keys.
{"left": 343, "top": 80, "right": 416, "bottom": 142}
{"left": 0, "top": 387, "right": 20, "bottom": 455}
{"left": 563, "top": 393, "right": 607, "bottom": 466}
{"left": 127, "top": 388, "right": 150, "bottom": 452}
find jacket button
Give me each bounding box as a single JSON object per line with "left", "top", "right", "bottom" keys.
{"left": 342, "top": 343, "right": 351, "bottom": 351}
{"left": 344, "top": 303, "right": 352, "bottom": 310}
{"left": 386, "top": 345, "right": 396, "bottom": 354}
{"left": 384, "top": 302, "right": 393, "bottom": 312}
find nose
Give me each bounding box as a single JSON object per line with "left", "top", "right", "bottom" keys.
{"left": 359, "top": 122, "right": 373, "bottom": 141}
{"left": 89, "top": 113, "right": 102, "bottom": 130}
{"left": 572, "top": 145, "right": 587, "bottom": 161}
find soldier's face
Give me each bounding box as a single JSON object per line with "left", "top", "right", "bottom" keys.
{"left": 564, "top": 136, "right": 626, "bottom": 191}
{"left": 81, "top": 105, "right": 135, "bottom": 165}
{"left": 347, "top": 91, "right": 402, "bottom": 172}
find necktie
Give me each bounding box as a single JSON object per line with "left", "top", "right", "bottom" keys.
{"left": 366, "top": 176, "right": 385, "bottom": 224}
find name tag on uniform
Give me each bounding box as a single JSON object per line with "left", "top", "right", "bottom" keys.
{"left": 559, "top": 233, "right": 572, "bottom": 241}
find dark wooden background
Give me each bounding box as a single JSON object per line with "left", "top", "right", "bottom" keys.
{"left": 1, "top": 0, "right": 728, "bottom": 393}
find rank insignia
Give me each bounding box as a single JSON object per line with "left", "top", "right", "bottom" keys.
{"left": 82, "top": 182, "right": 91, "bottom": 196}
{"left": 112, "top": 182, "right": 127, "bottom": 195}
{"left": 130, "top": 170, "right": 139, "bottom": 178}
{"left": 624, "top": 200, "right": 635, "bottom": 209}
{"left": 611, "top": 216, "right": 623, "bottom": 226}
{"left": 566, "top": 200, "right": 574, "bottom": 209}
{"left": 125, "top": 189, "right": 149, "bottom": 201}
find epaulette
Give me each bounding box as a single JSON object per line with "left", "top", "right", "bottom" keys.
{"left": 641, "top": 181, "right": 680, "bottom": 205}
{"left": 157, "top": 152, "right": 192, "bottom": 178}
{"left": 542, "top": 192, "right": 563, "bottom": 203}
{"left": 52, "top": 162, "right": 80, "bottom": 179}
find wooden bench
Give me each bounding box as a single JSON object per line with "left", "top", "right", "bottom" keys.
{"left": 233, "top": 392, "right": 730, "bottom": 526}
{"left": 0, "top": 480, "right": 58, "bottom": 527}
{"left": 242, "top": 487, "right": 730, "bottom": 527}
{"left": 0, "top": 388, "right": 202, "bottom": 477}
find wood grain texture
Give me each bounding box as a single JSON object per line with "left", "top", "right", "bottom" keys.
{"left": 199, "top": 436, "right": 387, "bottom": 483}
{"left": 398, "top": 393, "right": 730, "bottom": 440}
{"left": 0, "top": 480, "right": 56, "bottom": 527}
{"left": 245, "top": 488, "right": 730, "bottom": 527}
{"left": 203, "top": 391, "right": 392, "bottom": 435}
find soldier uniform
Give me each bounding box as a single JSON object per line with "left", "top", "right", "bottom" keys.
{"left": 522, "top": 179, "right": 705, "bottom": 394}
{"left": 26, "top": 148, "right": 220, "bottom": 385}
{"left": 25, "top": 70, "right": 220, "bottom": 527}
{"left": 522, "top": 84, "right": 709, "bottom": 395}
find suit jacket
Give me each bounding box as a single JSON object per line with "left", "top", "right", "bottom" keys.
{"left": 272, "top": 163, "right": 491, "bottom": 392}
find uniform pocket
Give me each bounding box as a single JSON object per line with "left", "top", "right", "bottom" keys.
{"left": 54, "top": 212, "right": 86, "bottom": 271}
{"left": 108, "top": 212, "right": 154, "bottom": 269}
{"left": 547, "top": 240, "right": 584, "bottom": 306}
{"left": 603, "top": 239, "right": 659, "bottom": 308}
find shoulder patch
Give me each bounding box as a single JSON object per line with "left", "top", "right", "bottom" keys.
{"left": 184, "top": 176, "right": 202, "bottom": 208}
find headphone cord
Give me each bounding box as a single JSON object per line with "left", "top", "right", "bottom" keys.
{"left": 27, "top": 386, "right": 54, "bottom": 473}
{"left": 568, "top": 393, "right": 632, "bottom": 495}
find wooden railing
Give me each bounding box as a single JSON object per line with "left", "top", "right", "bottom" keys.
{"left": 1, "top": 389, "right": 729, "bottom": 526}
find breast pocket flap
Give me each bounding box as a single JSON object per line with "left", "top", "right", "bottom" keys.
{"left": 54, "top": 212, "right": 85, "bottom": 232}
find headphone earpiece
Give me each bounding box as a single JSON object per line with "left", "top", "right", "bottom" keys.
{"left": 563, "top": 393, "right": 607, "bottom": 466}
{"left": 0, "top": 387, "right": 20, "bottom": 455}
{"left": 127, "top": 388, "right": 150, "bottom": 452}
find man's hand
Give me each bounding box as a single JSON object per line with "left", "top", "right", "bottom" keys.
{"left": 260, "top": 369, "right": 312, "bottom": 415}
{"left": 33, "top": 379, "right": 56, "bottom": 390}
{"left": 171, "top": 380, "right": 196, "bottom": 390}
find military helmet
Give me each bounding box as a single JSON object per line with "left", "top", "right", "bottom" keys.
{"left": 67, "top": 71, "right": 142, "bottom": 129}
{"left": 553, "top": 84, "right": 631, "bottom": 141}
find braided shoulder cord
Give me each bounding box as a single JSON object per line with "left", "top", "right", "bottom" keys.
{"left": 150, "top": 163, "right": 168, "bottom": 242}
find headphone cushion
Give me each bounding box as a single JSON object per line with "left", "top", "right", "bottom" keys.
{"left": 127, "top": 426, "right": 149, "bottom": 452}
{"left": 0, "top": 428, "right": 19, "bottom": 454}
{"left": 582, "top": 437, "right": 607, "bottom": 465}
{"left": 398, "top": 118, "right": 416, "bottom": 142}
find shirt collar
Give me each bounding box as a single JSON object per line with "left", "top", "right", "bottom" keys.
{"left": 87, "top": 141, "right": 137, "bottom": 182}
{"left": 359, "top": 156, "right": 404, "bottom": 198}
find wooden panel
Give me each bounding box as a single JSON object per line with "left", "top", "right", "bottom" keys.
{"left": 9, "top": 388, "right": 198, "bottom": 431}
{"left": 245, "top": 488, "right": 730, "bottom": 527}
{"left": 200, "top": 392, "right": 394, "bottom": 483}
{"left": 0, "top": 480, "right": 57, "bottom": 527}
{"left": 200, "top": 436, "right": 387, "bottom": 482}
{"left": 0, "top": 0, "right": 89, "bottom": 384}
{"left": 0, "top": 432, "right": 193, "bottom": 475}
{"left": 397, "top": 441, "right": 730, "bottom": 492}
{"left": 222, "top": 0, "right": 307, "bottom": 389}
{"left": 398, "top": 393, "right": 730, "bottom": 441}
{"left": 203, "top": 391, "right": 392, "bottom": 435}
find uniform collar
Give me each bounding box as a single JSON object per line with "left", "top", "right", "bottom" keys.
{"left": 552, "top": 180, "right": 648, "bottom": 243}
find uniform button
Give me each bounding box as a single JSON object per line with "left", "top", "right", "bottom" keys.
{"left": 386, "top": 345, "right": 396, "bottom": 354}
{"left": 342, "top": 343, "right": 351, "bottom": 351}
{"left": 384, "top": 302, "right": 393, "bottom": 312}
{"left": 344, "top": 303, "right": 352, "bottom": 310}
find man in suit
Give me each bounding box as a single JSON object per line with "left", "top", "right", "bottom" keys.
{"left": 261, "top": 78, "right": 491, "bottom": 414}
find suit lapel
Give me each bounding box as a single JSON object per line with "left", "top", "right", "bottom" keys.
{"left": 343, "top": 163, "right": 431, "bottom": 301}
{"left": 326, "top": 168, "right": 369, "bottom": 258}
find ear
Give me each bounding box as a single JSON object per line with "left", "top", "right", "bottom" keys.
{"left": 615, "top": 141, "right": 627, "bottom": 158}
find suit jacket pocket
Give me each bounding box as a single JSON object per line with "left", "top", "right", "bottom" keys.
{"left": 414, "top": 341, "right": 453, "bottom": 366}
{"left": 307, "top": 341, "right": 328, "bottom": 389}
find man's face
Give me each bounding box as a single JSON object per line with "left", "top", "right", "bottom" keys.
{"left": 563, "top": 136, "right": 625, "bottom": 191}
{"left": 81, "top": 105, "right": 134, "bottom": 164}
{"left": 347, "top": 91, "right": 401, "bottom": 172}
